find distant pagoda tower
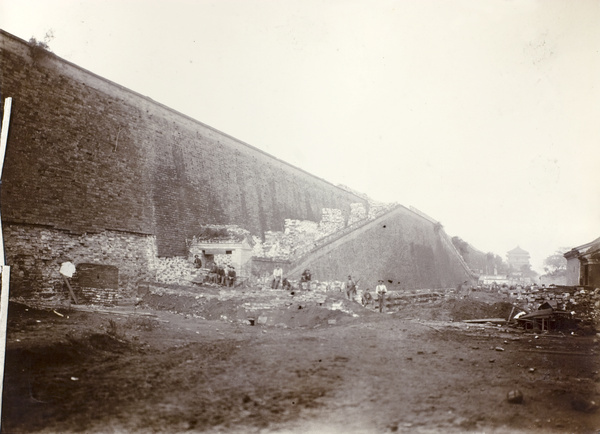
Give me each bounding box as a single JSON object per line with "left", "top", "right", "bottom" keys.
{"left": 507, "top": 246, "right": 530, "bottom": 271}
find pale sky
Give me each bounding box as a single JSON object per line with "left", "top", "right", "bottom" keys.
{"left": 1, "top": 0, "right": 599, "bottom": 272}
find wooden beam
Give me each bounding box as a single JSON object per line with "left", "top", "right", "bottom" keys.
{"left": 0, "top": 97, "right": 11, "bottom": 179}
{"left": 0, "top": 98, "right": 13, "bottom": 432}
{"left": 0, "top": 266, "right": 11, "bottom": 430}
{"left": 0, "top": 97, "right": 13, "bottom": 266}
{"left": 62, "top": 275, "right": 79, "bottom": 305}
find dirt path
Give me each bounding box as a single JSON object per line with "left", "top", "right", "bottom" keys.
{"left": 3, "top": 298, "right": 599, "bottom": 433}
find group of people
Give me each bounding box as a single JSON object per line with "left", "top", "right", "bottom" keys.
{"left": 271, "top": 266, "right": 388, "bottom": 313}
{"left": 206, "top": 262, "right": 236, "bottom": 287}
{"left": 346, "top": 276, "right": 388, "bottom": 313}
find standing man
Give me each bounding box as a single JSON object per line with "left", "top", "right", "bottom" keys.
{"left": 375, "top": 279, "right": 388, "bottom": 313}
{"left": 345, "top": 275, "right": 357, "bottom": 301}
{"left": 272, "top": 265, "right": 283, "bottom": 289}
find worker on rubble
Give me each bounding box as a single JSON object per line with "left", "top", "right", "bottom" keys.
{"left": 361, "top": 288, "right": 373, "bottom": 307}
{"left": 207, "top": 262, "right": 219, "bottom": 283}
{"left": 300, "top": 269, "right": 312, "bottom": 290}
{"left": 222, "top": 265, "right": 229, "bottom": 285}
{"left": 227, "top": 266, "right": 236, "bottom": 287}
{"left": 272, "top": 265, "right": 283, "bottom": 289}
{"left": 345, "top": 275, "right": 357, "bottom": 301}
{"left": 193, "top": 255, "right": 203, "bottom": 269}
{"left": 375, "top": 280, "right": 388, "bottom": 313}
{"left": 282, "top": 277, "right": 292, "bottom": 291}
{"left": 217, "top": 265, "right": 225, "bottom": 285}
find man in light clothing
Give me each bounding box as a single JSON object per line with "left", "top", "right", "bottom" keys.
{"left": 375, "top": 280, "right": 388, "bottom": 313}
{"left": 272, "top": 266, "right": 283, "bottom": 289}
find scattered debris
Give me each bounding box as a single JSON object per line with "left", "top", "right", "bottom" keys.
{"left": 571, "top": 397, "right": 599, "bottom": 413}
{"left": 515, "top": 305, "right": 575, "bottom": 332}
{"left": 507, "top": 389, "right": 523, "bottom": 404}
{"left": 463, "top": 318, "right": 506, "bottom": 324}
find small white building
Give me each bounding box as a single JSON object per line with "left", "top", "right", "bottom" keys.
{"left": 189, "top": 238, "right": 253, "bottom": 277}
{"left": 479, "top": 274, "right": 509, "bottom": 286}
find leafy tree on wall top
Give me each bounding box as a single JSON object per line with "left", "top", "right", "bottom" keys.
{"left": 451, "top": 236, "right": 470, "bottom": 260}
{"left": 28, "top": 29, "right": 54, "bottom": 63}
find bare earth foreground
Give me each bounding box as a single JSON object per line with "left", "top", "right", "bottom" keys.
{"left": 3, "top": 287, "right": 599, "bottom": 434}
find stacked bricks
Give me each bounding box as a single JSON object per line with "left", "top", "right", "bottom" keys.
{"left": 318, "top": 208, "right": 345, "bottom": 237}
{"left": 348, "top": 203, "right": 367, "bottom": 225}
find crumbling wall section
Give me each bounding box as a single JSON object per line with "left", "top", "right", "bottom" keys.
{"left": 252, "top": 207, "right": 350, "bottom": 261}
{"left": 4, "top": 223, "right": 155, "bottom": 302}
{"left": 348, "top": 203, "right": 367, "bottom": 225}
{"left": 4, "top": 222, "right": 212, "bottom": 302}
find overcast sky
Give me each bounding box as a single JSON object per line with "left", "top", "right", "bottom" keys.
{"left": 2, "top": 0, "right": 599, "bottom": 272}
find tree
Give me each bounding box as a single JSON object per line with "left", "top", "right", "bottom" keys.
{"left": 520, "top": 263, "right": 539, "bottom": 280}
{"left": 543, "top": 249, "right": 568, "bottom": 277}
{"left": 28, "top": 30, "right": 54, "bottom": 63}
{"left": 451, "top": 236, "right": 469, "bottom": 260}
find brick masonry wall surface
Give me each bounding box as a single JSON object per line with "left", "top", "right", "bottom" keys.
{"left": 0, "top": 31, "right": 368, "bottom": 262}
{"left": 289, "top": 206, "right": 471, "bottom": 292}
{"left": 3, "top": 223, "right": 155, "bottom": 301}
{"left": 4, "top": 222, "right": 209, "bottom": 301}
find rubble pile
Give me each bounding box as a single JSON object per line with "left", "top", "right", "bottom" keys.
{"left": 566, "top": 287, "right": 600, "bottom": 329}
{"left": 511, "top": 286, "right": 600, "bottom": 330}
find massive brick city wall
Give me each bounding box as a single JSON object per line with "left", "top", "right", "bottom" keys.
{"left": 0, "top": 31, "right": 367, "bottom": 250}
{"left": 0, "top": 31, "right": 371, "bottom": 298}
{"left": 0, "top": 30, "right": 480, "bottom": 302}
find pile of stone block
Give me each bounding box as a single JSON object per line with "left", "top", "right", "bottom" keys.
{"left": 348, "top": 203, "right": 367, "bottom": 225}
{"left": 509, "top": 286, "right": 600, "bottom": 329}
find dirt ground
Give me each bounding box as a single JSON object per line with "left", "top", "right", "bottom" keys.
{"left": 2, "top": 287, "right": 600, "bottom": 433}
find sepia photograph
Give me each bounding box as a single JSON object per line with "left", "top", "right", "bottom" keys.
{"left": 0, "top": 1, "right": 599, "bottom": 432}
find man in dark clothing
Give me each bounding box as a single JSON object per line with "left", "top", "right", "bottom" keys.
{"left": 227, "top": 266, "right": 236, "bottom": 287}
{"left": 300, "top": 269, "right": 311, "bottom": 290}
{"left": 345, "top": 275, "right": 357, "bottom": 301}
{"left": 282, "top": 278, "right": 292, "bottom": 291}
{"left": 217, "top": 266, "right": 225, "bottom": 285}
